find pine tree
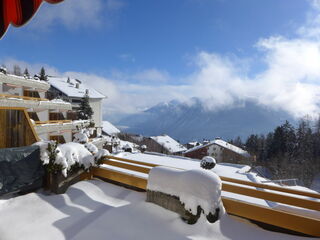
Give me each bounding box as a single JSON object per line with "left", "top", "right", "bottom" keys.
{"left": 23, "top": 68, "right": 30, "bottom": 78}
{"left": 13, "top": 65, "right": 21, "bottom": 76}
{"left": 233, "top": 136, "right": 243, "bottom": 148}
{"left": 39, "top": 67, "right": 47, "bottom": 81}
{"left": 78, "top": 92, "right": 93, "bottom": 120}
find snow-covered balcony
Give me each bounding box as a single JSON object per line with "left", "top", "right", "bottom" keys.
{"left": 0, "top": 94, "right": 72, "bottom": 111}
{"left": 34, "top": 119, "right": 90, "bottom": 134}
{"left": 0, "top": 73, "right": 50, "bottom": 91}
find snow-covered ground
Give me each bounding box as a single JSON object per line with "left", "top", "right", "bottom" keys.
{"left": 0, "top": 180, "right": 312, "bottom": 240}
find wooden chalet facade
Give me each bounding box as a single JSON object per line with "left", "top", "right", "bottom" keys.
{"left": 184, "top": 139, "right": 252, "bottom": 164}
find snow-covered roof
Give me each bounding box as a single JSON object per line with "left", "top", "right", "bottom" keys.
{"left": 48, "top": 76, "right": 106, "bottom": 99}
{"left": 102, "top": 121, "right": 120, "bottom": 135}
{"left": 150, "top": 134, "right": 187, "bottom": 153}
{"left": 184, "top": 139, "right": 250, "bottom": 157}
{"left": 214, "top": 139, "right": 250, "bottom": 157}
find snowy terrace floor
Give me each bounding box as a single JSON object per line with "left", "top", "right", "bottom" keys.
{"left": 0, "top": 180, "right": 313, "bottom": 240}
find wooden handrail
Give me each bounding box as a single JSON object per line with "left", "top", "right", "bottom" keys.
{"left": 222, "top": 197, "right": 320, "bottom": 237}
{"left": 102, "top": 159, "right": 151, "bottom": 174}
{"left": 96, "top": 156, "right": 320, "bottom": 237}
{"left": 103, "top": 157, "right": 320, "bottom": 211}
{"left": 0, "top": 93, "right": 48, "bottom": 101}
{"left": 104, "top": 155, "right": 158, "bottom": 167}
{"left": 220, "top": 176, "right": 320, "bottom": 199}
{"left": 92, "top": 167, "right": 147, "bottom": 190}
{"left": 105, "top": 156, "right": 320, "bottom": 199}
{"left": 222, "top": 183, "right": 320, "bottom": 211}
{"left": 35, "top": 120, "right": 72, "bottom": 125}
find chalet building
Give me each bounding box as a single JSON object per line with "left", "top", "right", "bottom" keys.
{"left": 145, "top": 135, "right": 187, "bottom": 155}
{"left": 102, "top": 120, "right": 120, "bottom": 137}
{"left": 186, "top": 141, "right": 202, "bottom": 149}
{"left": 0, "top": 73, "right": 90, "bottom": 147}
{"left": 116, "top": 133, "right": 186, "bottom": 155}
{"left": 184, "top": 138, "right": 252, "bottom": 164}
{"left": 47, "top": 77, "right": 106, "bottom": 136}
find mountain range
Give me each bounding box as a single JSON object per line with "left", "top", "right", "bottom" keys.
{"left": 116, "top": 98, "right": 295, "bottom": 143}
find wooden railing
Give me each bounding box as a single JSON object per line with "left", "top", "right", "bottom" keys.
{"left": 92, "top": 155, "right": 320, "bottom": 237}
{"left": 35, "top": 120, "right": 72, "bottom": 125}
{"left": 0, "top": 93, "right": 48, "bottom": 102}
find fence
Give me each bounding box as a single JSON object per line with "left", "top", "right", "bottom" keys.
{"left": 91, "top": 155, "right": 320, "bottom": 237}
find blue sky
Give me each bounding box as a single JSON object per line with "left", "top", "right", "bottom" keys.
{"left": 1, "top": 0, "right": 320, "bottom": 121}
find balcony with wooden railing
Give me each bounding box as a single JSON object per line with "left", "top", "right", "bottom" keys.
{"left": 90, "top": 155, "right": 320, "bottom": 237}
{"left": 33, "top": 119, "right": 90, "bottom": 134}
{"left": 34, "top": 120, "right": 72, "bottom": 125}
{"left": 0, "top": 93, "right": 72, "bottom": 111}
{"left": 0, "top": 93, "right": 48, "bottom": 101}
{"left": 0, "top": 73, "right": 50, "bottom": 91}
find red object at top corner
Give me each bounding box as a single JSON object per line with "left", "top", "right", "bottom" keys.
{"left": 0, "top": 0, "right": 64, "bottom": 39}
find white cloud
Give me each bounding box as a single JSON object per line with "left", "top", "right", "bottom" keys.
{"left": 27, "top": 0, "right": 124, "bottom": 31}
{"left": 132, "top": 69, "right": 170, "bottom": 84}
{"left": 298, "top": 0, "right": 320, "bottom": 39}
{"left": 189, "top": 44, "right": 320, "bottom": 117}
{"left": 2, "top": 58, "right": 60, "bottom": 76}
{"left": 118, "top": 54, "right": 136, "bottom": 63}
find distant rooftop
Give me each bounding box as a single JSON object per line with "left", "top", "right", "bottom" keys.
{"left": 150, "top": 134, "right": 187, "bottom": 153}
{"left": 102, "top": 121, "right": 120, "bottom": 136}
{"left": 185, "top": 138, "right": 250, "bottom": 157}
{"left": 48, "top": 76, "right": 106, "bottom": 99}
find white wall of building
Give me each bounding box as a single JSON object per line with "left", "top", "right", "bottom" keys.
{"left": 207, "top": 144, "right": 223, "bottom": 162}
{"left": 37, "top": 110, "right": 49, "bottom": 121}
{"left": 2, "top": 85, "right": 22, "bottom": 96}
{"left": 38, "top": 132, "right": 48, "bottom": 141}
{"left": 89, "top": 98, "right": 103, "bottom": 128}
{"left": 62, "top": 131, "right": 72, "bottom": 143}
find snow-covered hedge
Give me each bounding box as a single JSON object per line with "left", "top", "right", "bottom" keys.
{"left": 73, "top": 128, "right": 93, "bottom": 144}
{"left": 35, "top": 140, "right": 110, "bottom": 177}
{"left": 147, "top": 167, "right": 224, "bottom": 218}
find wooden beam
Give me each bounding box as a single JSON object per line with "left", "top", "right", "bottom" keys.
{"left": 35, "top": 120, "right": 72, "bottom": 125}
{"left": 0, "top": 106, "right": 26, "bottom": 110}
{"left": 222, "top": 197, "right": 320, "bottom": 237}
{"left": 102, "top": 159, "right": 151, "bottom": 174}
{"left": 222, "top": 183, "right": 320, "bottom": 211}
{"left": 104, "top": 155, "right": 158, "bottom": 167}
{"left": 23, "top": 109, "right": 40, "bottom": 142}
{"left": 0, "top": 93, "right": 48, "bottom": 101}
{"left": 105, "top": 156, "right": 320, "bottom": 199}
{"left": 92, "top": 167, "right": 147, "bottom": 190}
{"left": 221, "top": 176, "right": 320, "bottom": 199}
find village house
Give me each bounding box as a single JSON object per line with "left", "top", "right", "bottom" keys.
{"left": 102, "top": 120, "right": 120, "bottom": 137}
{"left": 183, "top": 138, "right": 252, "bottom": 164}
{"left": 47, "top": 76, "right": 106, "bottom": 136}
{"left": 0, "top": 72, "right": 93, "bottom": 147}
{"left": 145, "top": 134, "right": 187, "bottom": 155}
{"left": 115, "top": 133, "right": 186, "bottom": 155}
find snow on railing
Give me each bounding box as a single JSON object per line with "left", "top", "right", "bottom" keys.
{"left": 0, "top": 73, "right": 50, "bottom": 91}
{"left": 0, "top": 94, "right": 72, "bottom": 110}
{"left": 91, "top": 155, "right": 320, "bottom": 237}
